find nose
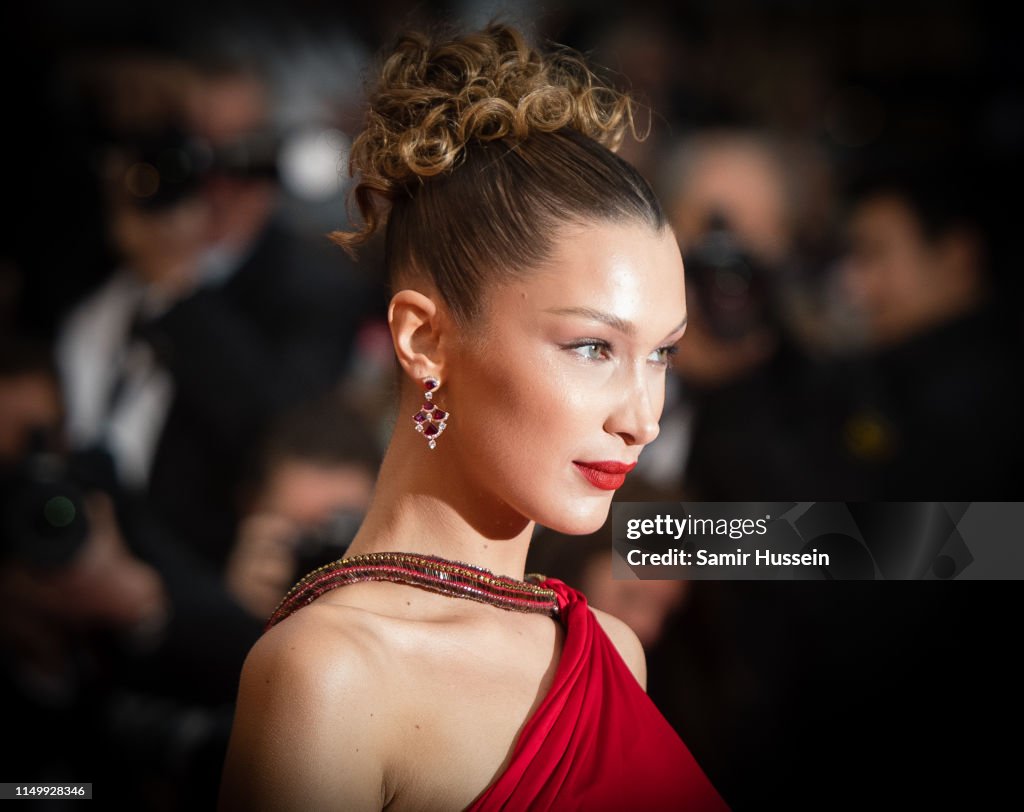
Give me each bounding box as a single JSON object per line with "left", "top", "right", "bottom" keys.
{"left": 605, "top": 367, "right": 662, "bottom": 447}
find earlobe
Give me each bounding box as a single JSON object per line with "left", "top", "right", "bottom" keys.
{"left": 388, "top": 289, "right": 446, "bottom": 380}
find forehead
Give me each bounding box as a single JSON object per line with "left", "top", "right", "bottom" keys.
{"left": 491, "top": 220, "right": 686, "bottom": 326}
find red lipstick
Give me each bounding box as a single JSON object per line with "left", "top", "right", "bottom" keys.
{"left": 573, "top": 460, "right": 637, "bottom": 491}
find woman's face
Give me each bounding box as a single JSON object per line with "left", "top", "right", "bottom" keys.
{"left": 447, "top": 220, "right": 687, "bottom": 535}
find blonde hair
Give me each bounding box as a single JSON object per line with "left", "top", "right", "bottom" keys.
{"left": 331, "top": 22, "right": 664, "bottom": 327}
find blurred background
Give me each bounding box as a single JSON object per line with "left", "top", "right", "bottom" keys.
{"left": 1, "top": 0, "right": 1021, "bottom": 808}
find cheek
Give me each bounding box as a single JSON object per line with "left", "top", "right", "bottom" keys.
{"left": 450, "top": 345, "right": 604, "bottom": 508}
{"left": 455, "top": 348, "right": 572, "bottom": 456}
{"left": 653, "top": 381, "right": 668, "bottom": 418}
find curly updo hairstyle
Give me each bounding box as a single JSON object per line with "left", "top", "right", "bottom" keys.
{"left": 330, "top": 23, "right": 666, "bottom": 329}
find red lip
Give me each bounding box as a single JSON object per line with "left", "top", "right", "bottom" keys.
{"left": 573, "top": 460, "right": 637, "bottom": 491}
{"left": 575, "top": 461, "right": 637, "bottom": 474}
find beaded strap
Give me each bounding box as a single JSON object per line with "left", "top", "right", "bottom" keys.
{"left": 265, "top": 551, "right": 560, "bottom": 631}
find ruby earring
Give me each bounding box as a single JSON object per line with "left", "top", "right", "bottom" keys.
{"left": 412, "top": 376, "right": 449, "bottom": 449}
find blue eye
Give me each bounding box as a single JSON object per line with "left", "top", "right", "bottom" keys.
{"left": 650, "top": 345, "right": 680, "bottom": 365}
{"left": 571, "top": 342, "right": 610, "bottom": 361}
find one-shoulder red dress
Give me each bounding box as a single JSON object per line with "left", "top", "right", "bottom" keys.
{"left": 266, "top": 562, "right": 729, "bottom": 811}
{"left": 465, "top": 576, "right": 730, "bottom": 811}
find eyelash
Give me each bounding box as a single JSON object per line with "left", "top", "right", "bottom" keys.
{"left": 565, "top": 340, "right": 680, "bottom": 365}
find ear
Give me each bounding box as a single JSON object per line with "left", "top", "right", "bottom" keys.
{"left": 388, "top": 289, "right": 448, "bottom": 383}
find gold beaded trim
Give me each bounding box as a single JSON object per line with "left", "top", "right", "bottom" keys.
{"left": 265, "top": 551, "right": 559, "bottom": 631}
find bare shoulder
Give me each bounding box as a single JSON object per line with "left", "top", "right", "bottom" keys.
{"left": 237, "top": 602, "right": 384, "bottom": 701}
{"left": 218, "top": 604, "right": 391, "bottom": 811}
{"left": 590, "top": 607, "right": 648, "bottom": 691}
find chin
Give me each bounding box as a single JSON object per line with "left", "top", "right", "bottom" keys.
{"left": 542, "top": 499, "right": 613, "bottom": 537}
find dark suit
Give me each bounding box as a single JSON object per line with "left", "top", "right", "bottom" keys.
{"left": 136, "top": 217, "right": 379, "bottom": 570}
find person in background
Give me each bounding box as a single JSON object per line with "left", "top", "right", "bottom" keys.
{"left": 0, "top": 339, "right": 169, "bottom": 699}
{"left": 652, "top": 129, "right": 847, "bottom": 499}
{"left": 0, "top": 337, "right": 263, "bottom": 807}
{"left": 833, "top": 161, "right": 1023, "bottom": 497}
{"left": 56, "top": 51, "right": 374, "bottom": 572}
{"left": 225, "top": 392, "right": 381, "bottom": 620}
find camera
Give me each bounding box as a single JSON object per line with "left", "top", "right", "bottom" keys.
{"left": 290, "top": 508, "right": 364, "bottom": 584}
{"left": 0, "top": 428, "right": 104, "bottom": 569}
{"left": 106, "top": 123, "right": 281, "bottom": 211}
{"left": 682, "top": 213, "right": 779, "bottom": 341}
{"left": 106, "top": 121, "right": 348, "bottom": 211}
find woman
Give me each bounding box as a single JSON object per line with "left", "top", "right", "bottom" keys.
{"left": 219, "top": 23, "right": 729, "bottom": 811}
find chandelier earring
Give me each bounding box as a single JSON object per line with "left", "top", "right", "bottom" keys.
{"left": 412, "top": 376, "right": 449, "bottom": 449}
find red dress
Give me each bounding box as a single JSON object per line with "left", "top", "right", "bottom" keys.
{"left": 466, "top": 576, "right": 730, "bottom": 811}
{"left": 266, "top": 560, "right": 729, "bottom": 811}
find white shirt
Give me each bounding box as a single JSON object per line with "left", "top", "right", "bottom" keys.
{"left": 56, "top": 270, "right": 175, "bottom": 490}
{"left": 55, "top": 245, "right": 244, "bottom": 490}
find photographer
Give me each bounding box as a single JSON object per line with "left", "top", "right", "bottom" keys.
{"left": 56, "top": 50, "right": 375, "bottom": 574}
{"left": 0, "top": 338, "right": 264, "bottom": 803}
{"left": 225, "top": 392, "right": 381, "bottom": 620}
{"left": 833, "top": 160, "right": 1024, "bottom": 498}
{"left": 644, "top": 129, "right": 863, "bottom": 500}
{"left": 0, "top": 338, "right": 169, "bottom": 679}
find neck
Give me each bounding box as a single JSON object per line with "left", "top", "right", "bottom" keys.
{"left": 345, "top": 404, "right": 536, "bottom": 581}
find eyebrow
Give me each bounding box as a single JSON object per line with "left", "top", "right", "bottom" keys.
{"left": 543, "top": 306, "right": 687, "bottom": 340}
